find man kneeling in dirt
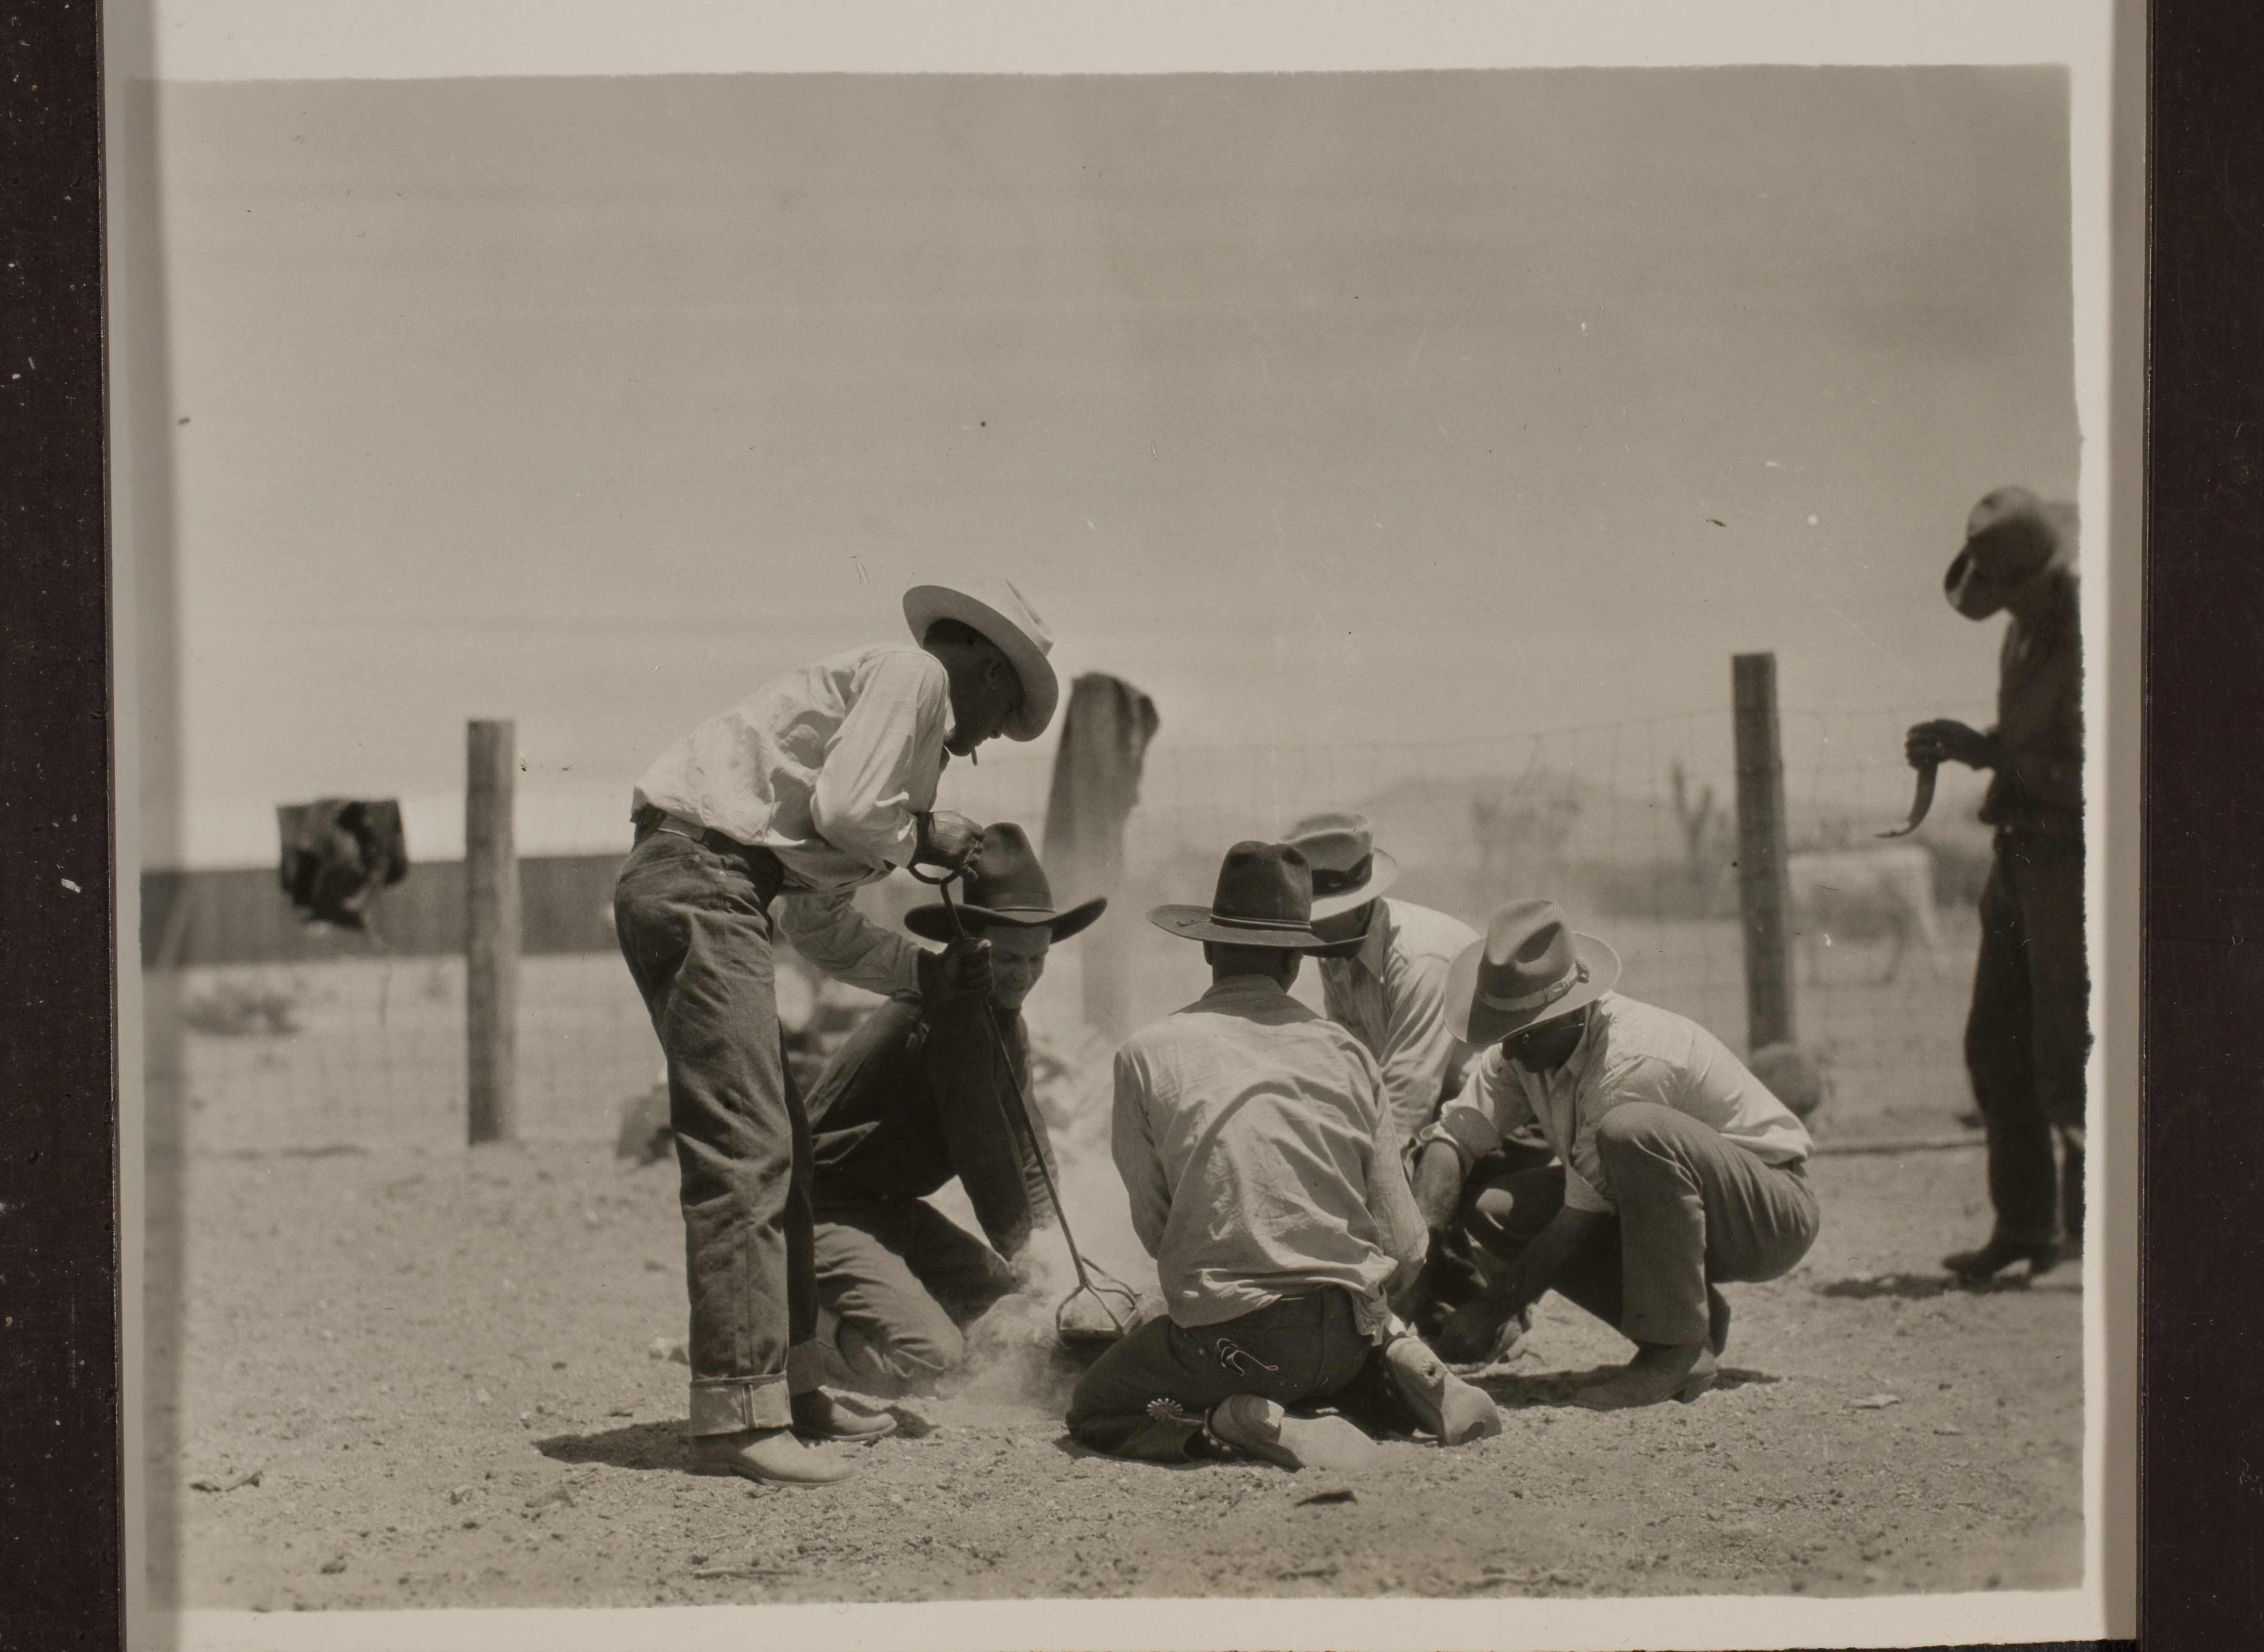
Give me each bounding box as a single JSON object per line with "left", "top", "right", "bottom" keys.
{"left": 1414, "top": 899, "right": 1820, "bottom": 1409}
{"left": 804, "top": 824, "right": 1103, "bottom": 1393}
{"left": 1066, "top": 841, "right": 1502, "bottom": 1469}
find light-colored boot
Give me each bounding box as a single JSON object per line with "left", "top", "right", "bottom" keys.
{"left": 687, "top": 1426, "right": 854, "bottom": 1486}
{"left": 1206, "top": 1394, "right": 1381, "bottom": 1473}
{"left": 1382, "top": 1336, "right": 1503, "bottom": 1445}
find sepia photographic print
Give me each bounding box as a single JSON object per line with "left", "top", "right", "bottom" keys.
{"left": 112, "top": 4, "right": 2132, "bottom": 1647}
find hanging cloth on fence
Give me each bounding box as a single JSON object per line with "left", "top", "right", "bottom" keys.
{"left": 276, "top": 799, "right": 410, "bottom": 930}
{"left": 1041, "top": 674, "right": 1161, "bottom": 1038}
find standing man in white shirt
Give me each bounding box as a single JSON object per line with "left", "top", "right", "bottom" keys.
{"left": 1412, "top": 899, "right": 1819, "bottom": 1410}
{"left": 1287, "top": 813, "right": 1553, "bottom": 1340}
{"left": 615, "top": 578, "right": 1056, "bottom": 1485}
{"left": 1066, "top": 841, "right": 1501, "bottom": 1469}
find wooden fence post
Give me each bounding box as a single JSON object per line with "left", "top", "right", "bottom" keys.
{"left": 466, "top": 719, "right": 519, "bottom": 1144}
{"left": 1731, "top": 654, "right": 1797, "bottom": 1052}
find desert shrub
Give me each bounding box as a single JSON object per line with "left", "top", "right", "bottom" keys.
{"left": 180, "top": 980, "right": 301, "bottom": 1037}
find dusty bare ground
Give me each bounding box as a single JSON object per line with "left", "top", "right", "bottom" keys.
{"left": 152, "top": 1132, "right": 2082, "bottom": 1612}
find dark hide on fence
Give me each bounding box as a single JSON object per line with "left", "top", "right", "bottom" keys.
{"left": 276, "top": 799, "right": 410, "bottom": 931}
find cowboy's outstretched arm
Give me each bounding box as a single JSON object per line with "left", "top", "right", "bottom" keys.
{"left": 1433, "top": 1207, "right": 1611, "bottom": 1361}
{"left": 1904, "top": 719, "right": 2000, "bottom": 770}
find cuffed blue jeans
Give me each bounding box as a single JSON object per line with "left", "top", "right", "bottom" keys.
{"left": 614, "top": 826, "right": 823, "bottom": 1434}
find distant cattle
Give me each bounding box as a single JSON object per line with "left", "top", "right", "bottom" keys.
{"left": 1786, "top": 845, "right": 1941, "bottom": 983}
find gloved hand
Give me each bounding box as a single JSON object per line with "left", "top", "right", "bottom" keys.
{"left": 912, "top": 809, "right": 987, "bottom": 874}
{"left": 917, "top": 934, "right": 994, "bottom": 1007}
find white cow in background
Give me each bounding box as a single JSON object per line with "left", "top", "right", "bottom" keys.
{"left": 1786, "top": 844, "right": 1941, "bottom": 983}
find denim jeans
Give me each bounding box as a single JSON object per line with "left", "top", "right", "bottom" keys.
{"left": 1965, "top": 831, "right": 2089, "bottom": 1246}
{"left": 1065, "top": 1289, "right": 1405, "bottom": 1462}
{"left": 613, "top": 826, "right": 822, "bottom": 1434}
{"left": 811, "top": 1195, "right": 1021, "bottom": 1394}
{"left": 1463, "top": 1104, "right": 1819, "bottom": 1347}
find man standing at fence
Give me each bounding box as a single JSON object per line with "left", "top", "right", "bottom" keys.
{"left": 1066, "top": 841, "right": 1501, "bottom": 1468}
{"left": 1413, "top": 899, "right": 1819, "bottom": 1409}
{"left": 1285, "top": 812, "right": 1550, "bottom": 1342}
{"left": 1907, "top": 488, "right": 2087, "bottom": 1282}
{"left": 614, "top": 578, "right": 1057, "bottom": 1485}
{"left": 803, "top": 823, "right": 1104, "bottom": 1393}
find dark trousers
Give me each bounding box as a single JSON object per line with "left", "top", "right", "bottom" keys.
{"left": 811, "top": 1195, "right": 1020, "bottom": 1394}
{"left": 1463, "top": 1104, "right": 1819, "bottom": 1348}
{"left": 1966, "top": 831, "right": 2090, "bottom": 1246}
{"left": 613, "top": 826, "right": 819, "bottom": 1434}
{"left": 1408, "top": 1138, "right": 1558, "bottom": 1333}
{"left": 1066, "top": 1289, "right": 1405, "bottom": 1463}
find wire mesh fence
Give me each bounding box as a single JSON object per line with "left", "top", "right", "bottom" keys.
{"left": 148, "top": 693, "right": 2001, "bottom": 1157}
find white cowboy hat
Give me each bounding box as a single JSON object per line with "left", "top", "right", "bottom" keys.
{"left": 1284, "top": 811, "right": 1402, "bottom": 921}
{"left": 902, "top": 577, "right": 1059, "bottom": 741}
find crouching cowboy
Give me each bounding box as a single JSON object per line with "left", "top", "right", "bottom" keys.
{"left": 804, "top": 823, "right": 1104, "bottom": 1392}
{"left": 1066, "top": 842, "right": 1501, "bottom": 1469}
{"left": 1413, "top": 900, "right": 1819, "bottom": 1409}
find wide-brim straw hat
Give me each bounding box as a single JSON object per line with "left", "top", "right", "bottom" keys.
{"left": 1446, "top": 898, "right": 1622, "bottom": 1046}
{"left": 1284, "top": 811, "right": 1402, "bottom": 921}
{"left": 1149, "top": 840, "right": 1332, "bottom": 948}
{"left": 1943, "top": 488, "right": 2076, "bottom": 621}
{"left": 903, "top": 822, "right": 1105, "bottom": 942}
{"left": 901, "top": 577, "right": 1060, "bottom": 741}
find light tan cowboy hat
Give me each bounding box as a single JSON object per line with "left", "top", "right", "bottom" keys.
{"left": 1149, "top": 841, "right": 1333, "bottom": 948}
{"left": 1284, "top": 811, "right": 1401, "bottom": 921}
{"left": 1944, "top": 487, "right": 2077, "bottom": 621}
{"left": 1445, "top": 898, "right": 1622, "bottom": 1046}
{"left": 903, "top": 823, "right": 1105, "bottom": 942}
{"left": 901, "top": 576, "right": 1060, "bottom": 741}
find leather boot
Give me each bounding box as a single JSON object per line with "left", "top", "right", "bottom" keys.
{"left": 1381, "top": 1336, "right": 1503, "bottom": 1446}
{"left": 687, "top": 1427, "right": 854, "bottom": 1486}
{"left": 1206, "top": 1395, "right": 1381, "bottom": 1472}
{"left": 1574, "top": 1342, "right": 1718, "bottom": 1410}
{"left": 1942, "top": 1234, "right": 2058, "bottom": 1282}
{"left": 790, "top": 1388, "right": 898, "bottom": 1442}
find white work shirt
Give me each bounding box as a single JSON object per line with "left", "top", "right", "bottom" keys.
{"left": 1112, "top": 976, "right": 1429, "bottom": 1340}
{"left": 1422, "top": 992, "right": 1812, "bottom": 1215}
{"left": 632, "top": 643, "right": 953, "bottom": 996}
{"left": 1316, "top": 898, "right": 1481, "bottom": 1144}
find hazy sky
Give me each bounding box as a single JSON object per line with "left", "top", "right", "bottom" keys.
{"left": 151, "top": 67, "right": 2077, "bottom": 863}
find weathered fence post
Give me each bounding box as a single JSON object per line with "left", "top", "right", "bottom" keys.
{"left": 1042, "top": 674, "right": 1161, "bottom": 1041}
{"left": 1731, "top": 654, "right": 1797, "bottom": 1052}
{"left": 466, "top": 719, "right": 520, "bottom": 1144}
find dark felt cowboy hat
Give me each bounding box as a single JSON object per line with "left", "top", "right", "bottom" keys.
{"left": 903, "top": 822, "right": 1104, "bottom": 942}
{"left": 1445, "top": 898, "right": 1622, "bottom": 1046}
{"left": 901, "top": 577, "right": 1060, "bottom": 741}
{"left": 1944, "top": 487, "right": 2077, "bottom": 621}
{"left": 1148, "top": 841, "right": 1332, "bottom": 948}
{"left": 1284, "top": 811, "right": 1401, "bottom": 921}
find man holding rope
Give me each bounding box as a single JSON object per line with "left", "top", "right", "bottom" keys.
{"left": 614, "top": 578, "right": 1056, "bottom": 1486}
{"left": 802, "top": 824, "right": 1104, "bottom": 1393}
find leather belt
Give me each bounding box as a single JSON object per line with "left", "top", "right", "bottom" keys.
{"left": 634, "top": 805, "right": 787, "bottom": 910}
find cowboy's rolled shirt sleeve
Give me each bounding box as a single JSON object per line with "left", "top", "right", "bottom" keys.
{"left": 1361, "top": 1070, "right": 1431, "bottom": 1274}
{"left": 1424, "top": 1049, "right": 1524, "bottom": 1168}
{"left": 785, "top": 649, "right": 953, "bottom": 996}
{"left": 1375, "top": 945, "right": 1469, "bottom": 1143}
{"left": 808, "top": 648, "right": 952, "bottom": 873}
{"left": 1112, "top": 1045, "right": 1173, "bottom": 1260}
